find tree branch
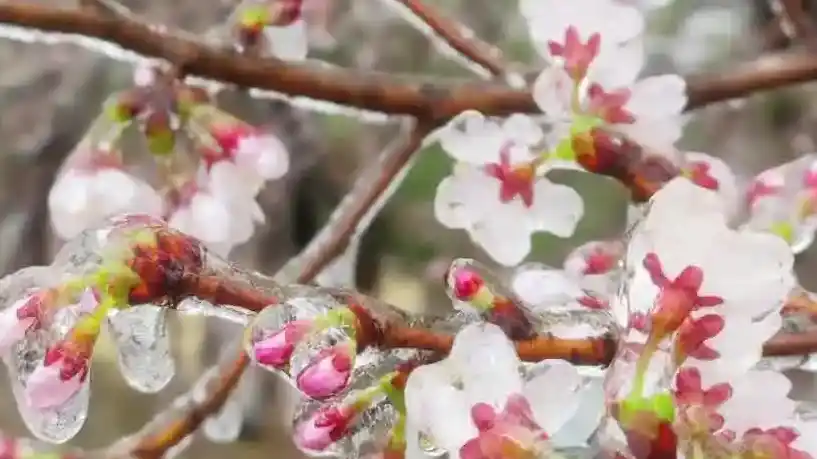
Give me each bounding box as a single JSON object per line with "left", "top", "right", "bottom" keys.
{"left": 385, "top": 0, "right": 512, "bottom": 80}
{"left": 5, "top": 4, "right": 817, "bottom": 121}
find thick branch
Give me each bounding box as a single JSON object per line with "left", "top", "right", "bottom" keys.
{"left": 5, "top": 4, "right": 817, "bottom": 119}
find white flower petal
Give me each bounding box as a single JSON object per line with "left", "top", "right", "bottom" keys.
{"left": 471, "top": 210, "right": 532, "bottom": 266}
{"left": 449, "top": 323, "right": 523, "bottom": 409}
{"left": 502, "top": 114, "right": 545, "bottom": 147}
{"left": 512, "top": 265, "right": 584, "bottom": 307}
{"left": 524, "top": 360, "right": 583, "bottom": 434}
{"left": 528, "top": 180, "right": 584, "bottom": 237}
{"left": 533, "top": 66, "right": 574, "bottom": 122}
{"left": 404, "top": 362, "right": 476, "bottom": 454}
{"left": 438, "top": 111, "right": 507, "bottom": 164}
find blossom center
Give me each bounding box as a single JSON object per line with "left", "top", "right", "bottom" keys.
{"left": 642, "top": 253, "right": 723, "bottom": 339}
{"left": 682, "top": 162, "right": 719, "bottom": 191}
{"left": 547, "top": 26, "right": 600, "bottom": 81}
{"left": 484, "top": 146, "right": 537, "bottom": 208}
{"left": 586, "top": 84, "right": 635, "bottom": 125}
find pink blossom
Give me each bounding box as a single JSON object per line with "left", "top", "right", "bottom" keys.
{"left": 25, "top": 338, "right": 92, "bottom": 410}
{"left": 294, "top": 404, "right": 356, "bottom": 452}
{"left": 48, "top": 151, "right": 163, "bottom": 240}
{"left": 253, "top": 319, "right": 312, "bottom": 369}
{"left": 207, "top": 123, "right": 289, "bottom": 185}
{"left": 295, "top": 343, "right": 355, "bottom": 399}
{"left": 0, "top": 293, "right": 46, "bottom": 353}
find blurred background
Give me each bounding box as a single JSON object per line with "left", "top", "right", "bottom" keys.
{"left": 1, "top": 0, "right": 817, "bottom": 457}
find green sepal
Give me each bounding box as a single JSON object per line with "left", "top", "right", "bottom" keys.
{"left": 147, "top": 131, "right": 175, "bottom": 157}
{"left": 618, "top": 391, "right": 676, "bottom": 427}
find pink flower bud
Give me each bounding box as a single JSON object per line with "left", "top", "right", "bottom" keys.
{"left": 296, "top": 343, "right": 355, "bottom": 399}
{"left": 253, "top": 319, "right": 312, "bottom": 369}
{"left": 294, "top": 404, "right": 356, "bottom": 452}
{"left": 448, "top": 267, "right": 484, "bottom": 300}
{"left": 25, "top": 339, "right": 91, "bottom": 410}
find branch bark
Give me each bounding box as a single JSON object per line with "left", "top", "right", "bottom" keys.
{"left": 5, "top": 4, "right": 817, "bottom": 120}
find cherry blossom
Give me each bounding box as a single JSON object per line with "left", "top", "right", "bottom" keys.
{"left": 295, "top": 342, "right": 356, "bottom": 400}
{"left": 48, "top": 152, "right": 163, "bottom": 240}
{"left": 203, "top": 122, "right": 290, "bottom": 194}
{"left": 523, "top": 0, "right": 686, "bottom": 163}
{"left": 405, "top": 323, "right": 590, "bottom": 459}
{"left": 679, "top": 152, "right": 738, "bottom": 219}
{"left": 166, "top": 166, "right": 264, "bottom": 256}
{"left": 0, "top": 292, "right": 46, "bottom": 354}
{"left": 742, "top": 154, "right": 817, "bottom": 254}
{"left": 252, "top": 319, "right": 313, "bottom": 369}
{"left": 603, "top": 177, "right": 795, "bottom": 458}
{"left": 23, "top": 289, "right": 101, "bottom": 410}
{"left": 434, "top": 111, "right": 584, "bottom": 266}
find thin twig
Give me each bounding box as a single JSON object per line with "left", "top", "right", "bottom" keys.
{"left": 383, "top": 0, "right": 512, "bottom": 80}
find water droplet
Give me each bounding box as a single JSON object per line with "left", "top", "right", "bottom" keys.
{"left": 3, "top": 296, "right": 90, "bottom": 443}
{"left": 202, "top": 396, "right": 243, "bottom": 443}
{"left": 293, "top": 394, "right": 397, "bottom": 458}
{"left": 289, "top": 326, "right": 356, "bottom": 399}
{"left": 246, "top": 294, "right": 336, "bottom": 376}
{"left": 107, "top": 305, "right": 175, "bottom": 393}
{"left": 9, "top": 367, "right": 90, "bottom": 444}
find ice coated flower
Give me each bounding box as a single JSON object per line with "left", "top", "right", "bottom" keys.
{"left": 294, "top": 403, "right": 357, "bottom": 452}
{"left": 405, "top": 323, "right": 587, "bottom": 458}
{"left": 0, "top": 292, "right": 45, "bottom": 353}
{"left": 24, "top": 290, "right": 100, "bottom": 410}
{"left": 445, "top": 260, "right": 536, "bottom": 340}
{"left": 295, "top": 342, "right": 356, "bottom": 400}
{"left": 434, "top": 112, "right": 584, "bottom": 266}
{"left": 48, "top": 156, "right": 163, "bottom": 240}
{"left": 252, "top": 319, "right": 313, "bottom": 369}
{"left": 26, "top": 338, "right": 93, "bottom": 410}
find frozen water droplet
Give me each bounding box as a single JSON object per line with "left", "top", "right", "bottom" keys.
{"left": 246, "top": 294, "right": 336, "bottom": 375}
{"left": 3, "top": 303, "right": 90, "bottom": 443}
{"left": 289, "top": 326, "right": 356, "bottom": 399}
{"left": 418, "top": 432, "right": 446, "bottom": 456}
{"left": 108, "top": 305, "right": 175, "bottom": 393}
{"left": 9, "top": 369, "right": 90, "bottom": 444}
{"left": 202, "top": 396, "right": 243, "bottom": 443}
{"left": 293, "top": 395, "right": 397, "bottom": 457}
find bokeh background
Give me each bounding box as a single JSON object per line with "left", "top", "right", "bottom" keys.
{"left": 1, "top": 0, "right": 817, "bottom": 457}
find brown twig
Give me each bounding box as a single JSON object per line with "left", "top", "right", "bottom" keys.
{"left": 390, "top": 0, "right": 509, "bottom": 79}
{"left": 779, "top": 0, "right": 817, "bottom": 50}
{"left": 6, "top": 4, "right": 817, "bottom": 119}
